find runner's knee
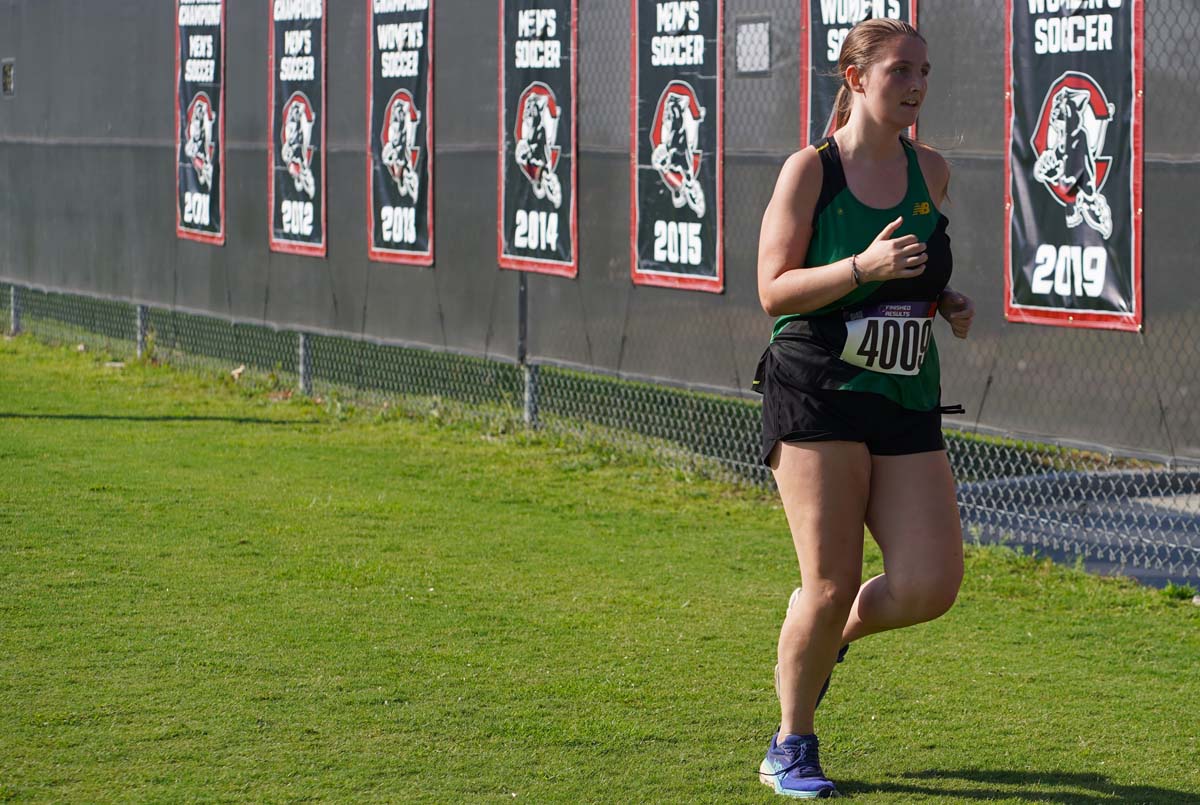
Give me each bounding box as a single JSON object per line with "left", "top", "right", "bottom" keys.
{"left": 889, "top": 563, "right": 962, "bottom": 622}
{"left": 796, "top": 577, "right": 858, "bottom": 623}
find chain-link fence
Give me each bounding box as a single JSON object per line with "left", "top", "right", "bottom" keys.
{"left": 5, "top": 281, "right": 1198, "bottom": 587}
{"left": 2, "top": 1, "right": 1199, "bottom": 587}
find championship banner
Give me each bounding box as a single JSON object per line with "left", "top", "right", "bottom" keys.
{"left": 176, "top": 0, "right": 225, "bottom": 244}
{"left": 631, "top": 0, "right": 724, "bottom": 293}
{"left": 269, "top": 0, "right": 326, "bottom": 257}
{"left": 1005, "top": 0, "right": 1143, "bottom": 331}
{"left": 800, "top": 0, "right": 914, "bottom": 147}
{"left": 367, "top": 0, "right": 434, "bottom": 266}
{"left": 498, "top": 0, "right": 578, "bottom": 277}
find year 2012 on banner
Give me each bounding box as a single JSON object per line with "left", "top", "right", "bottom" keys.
{"left": 269, "top": 0, "right": 327, "bottom": 257}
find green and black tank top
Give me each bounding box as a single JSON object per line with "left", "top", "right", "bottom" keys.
{"left": 766, "top": 136, "right": 953, "bottom": 411}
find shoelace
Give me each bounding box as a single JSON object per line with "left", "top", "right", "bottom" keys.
{"left": 764, "top": 742, "right": 822, "bottom": 778}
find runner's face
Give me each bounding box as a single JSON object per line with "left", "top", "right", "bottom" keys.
{"left": 860, "top": 35, "right": 929, "bottom": 129}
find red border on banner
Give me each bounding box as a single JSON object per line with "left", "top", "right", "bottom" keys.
{"left": 799, "top": 1, "right": 917, "bottom": 148}
{"left": 629, "top": 0, "right": 725, "bottom": 294}
{"left": 496, "top": 0, "right": 579, "bottom": 277}
{"left": 799, "top": 0, "right": 810, "bottom": 148}
{"left": 366, "top": 0, "right": 435, "bottom": 266}
{"left": 1002, "top": 0, "right": 1142, "bottom": 331}
{"left": 268, "top": 0, "right": 328, "bottom": 258}
{"left": 175, "top": 0, "right": 226, "bottom": 245}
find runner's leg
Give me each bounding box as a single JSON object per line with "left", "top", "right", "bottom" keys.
{"left": 840, "top": 450, "right": 963, "bottom": 643}
{"left": 771, "top": 440, "right": 870, "bottom": 737}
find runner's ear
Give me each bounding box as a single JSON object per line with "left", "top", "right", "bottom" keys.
{"left": 845, "top": 63, "right": 867, "bottom": 94}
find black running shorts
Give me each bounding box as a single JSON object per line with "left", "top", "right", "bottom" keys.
{"left": 755, "top": 347, "right": 946, "bottom": 465}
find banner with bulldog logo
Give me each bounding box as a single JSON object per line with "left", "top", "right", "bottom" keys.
{"left": 800, "top": 0, "right": 915, "bottom": 147}
{"left": 631, "top": 0, "right": 723, "bottom": 293}
{"left": 498, "top": 0, "right": 577, "bottom": 277}
{"left": 368, "top": 0, "right": 434, "bottom": 265}
{"left": 1005, "top": 0, "right": 1143, "bottom": 331}
{"left": 176, "top": 0, "right": 225, "bottom": 244}
{"left": 270, "top": 0, "right": 326, "bottom": 256}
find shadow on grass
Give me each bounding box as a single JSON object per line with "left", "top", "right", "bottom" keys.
{"left": 841, "top": 769, "right": 1196, "bottom": 803}
{"left": 0, "top": 412, "right": 322, "bottom": 426}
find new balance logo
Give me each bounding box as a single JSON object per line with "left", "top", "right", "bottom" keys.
{"left": 912, "top": 201, "right": 931, "bottom": 215}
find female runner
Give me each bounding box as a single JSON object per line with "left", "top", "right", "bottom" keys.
{"left": 752, "top": 18, "right": 975, "bottom": 799}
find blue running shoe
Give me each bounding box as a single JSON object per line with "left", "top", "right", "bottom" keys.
{"left": 758, "top": 732, "right": 837, "bottom": 798}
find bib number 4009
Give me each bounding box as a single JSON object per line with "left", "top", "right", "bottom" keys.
{"left": 855, "top": 317, "right": 932, "bottom": 374}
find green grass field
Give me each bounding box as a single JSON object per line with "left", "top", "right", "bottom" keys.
{"left": 2, "top": 335, "right": 1198, "bottom": 803}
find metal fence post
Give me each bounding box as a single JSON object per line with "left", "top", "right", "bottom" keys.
{"left": 298, "top": 332, "right": 312, "bottom": 396}
{"left": 517, "top": 273, "right": 539, "bottom": 428}
{"left": 524, "top": 363, "right": 540, "bottom": 428}
{"left": 136, "top": 304, "right": 148, "bottom": 358}
{"left": 10, "top": 285, "right": 21, "bottom": 335}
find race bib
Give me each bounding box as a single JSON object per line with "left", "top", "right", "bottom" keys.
{"left": 840, "top": 301, "right": 937, "bottom": 376}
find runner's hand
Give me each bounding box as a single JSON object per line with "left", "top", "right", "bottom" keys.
{"left": 939, "top": 289, "right": 974, "bottom": 339}
{"left": 857, "top": 216, "right": 927, "bottom": 282}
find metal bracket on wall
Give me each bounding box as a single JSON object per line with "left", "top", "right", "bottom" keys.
{"left": 2, "top": 60, "right": 14, "bottom": 97}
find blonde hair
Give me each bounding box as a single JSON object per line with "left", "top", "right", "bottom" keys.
{"left": 832, "top": 18, "right": 926, "bottom": 130}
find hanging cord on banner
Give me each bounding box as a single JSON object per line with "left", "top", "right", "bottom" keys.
{"left": 260, "top": 252, "right": 272, "bottom": 324}
{"left": 323, "top": 258, "right": 340, "bottom": 326}
{"left": 722, "top": 304, "right": 744, "bottom": 397}
{"left": 171, "top": 242, "right": 184, "bottom": 355}
{"left": 356, "top": 243, "right": 374, "bottom": 394}
{"left": 575, "top": 276, "right": 595, "bottom": 368}
{"left": 614, "top": 278, "right": 636, "bottom": 376}
{"left": 482, "top": 265, "right": 500, "bottom": 360}
{"left": 517, "top": 272, "right": 527, "bottom": 367}
{"left": 1139, "top": 329, "right": 1179, "bottom": 468}
{"left": 223, "top": 246, "right": 235, "bottom": 325}
{"left": 221, "top": 237, "right": 241, "bottom": 367}
{"left": 433, "top": 265, "right": 449, "bottom": 350}
{"left": 971, "top": 351, "right": 1000, "bottom": 435}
